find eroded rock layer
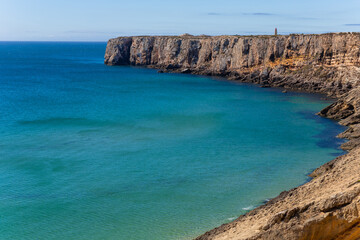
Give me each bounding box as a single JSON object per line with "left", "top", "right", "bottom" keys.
{"left": 104, "top": 33, "right": 360, "bottom": 240}
{"left": 105, "top": 33, "right": 360, "bottom": 96}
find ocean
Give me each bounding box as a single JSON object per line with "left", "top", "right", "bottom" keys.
{"left": 0, "top": 42, "right": 345, "bottom": 240}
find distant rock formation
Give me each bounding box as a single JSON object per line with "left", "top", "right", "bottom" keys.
{"left": 104, "top": 33, "right": 360, "bottom": 240}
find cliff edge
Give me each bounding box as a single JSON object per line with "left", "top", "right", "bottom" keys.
{"left": 104, "top": 33, "right": 360, "bottom": 240}
{"left": 105, "top": 33, "right": 360, "bottom": 96}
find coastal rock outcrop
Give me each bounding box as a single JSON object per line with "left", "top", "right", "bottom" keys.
{"left": 105, "top": 33, "right": 360, "bottom": 240}
{"left": 105, "top": 33, "right": 360, "bottom": 97}
{"left": 195, "top": 147, "right": 360, "bottom": 240}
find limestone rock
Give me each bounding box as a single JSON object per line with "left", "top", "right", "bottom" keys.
{"left": 105, "top": 33, "right": 360, "bottom": 96}
{"left": 104, "top": 32, "right": 360, "bottom": 240}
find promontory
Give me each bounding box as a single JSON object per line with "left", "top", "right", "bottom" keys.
{"left": 105, "top": 33, "right": 360, "bottom": 240}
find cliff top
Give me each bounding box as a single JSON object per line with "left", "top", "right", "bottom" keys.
{"left": 110, "top": 32, "right": 360, "bottom": 40}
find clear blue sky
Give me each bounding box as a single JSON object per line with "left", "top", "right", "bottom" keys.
{"left": 1, "top": 0, "right": 360, "bottom": 41}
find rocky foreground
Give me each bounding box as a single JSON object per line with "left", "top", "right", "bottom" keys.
{"left": 104, "top": 33, "right": 360, "bottom": 239}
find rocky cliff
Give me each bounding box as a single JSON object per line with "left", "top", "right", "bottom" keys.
{"left": 105, "top": 33, "right": 360, "bottom": 97}
{"left": 105, "top": 33, "right": 360, "bottom": 240}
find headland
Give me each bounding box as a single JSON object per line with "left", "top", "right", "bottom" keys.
{"left": 104, "top": 33, "right": 360, "bottom": 239}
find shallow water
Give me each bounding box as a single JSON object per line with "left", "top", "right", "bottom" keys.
{"left": 0, "top": 42, "right": 345, "bottom": 240}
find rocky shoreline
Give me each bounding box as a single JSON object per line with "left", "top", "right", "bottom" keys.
{"left": 104, "top": 33, "right": 360, "bottom": 239}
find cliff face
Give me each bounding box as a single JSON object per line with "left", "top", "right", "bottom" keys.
{"left": 105, "top": 33, "right": 360, "bottom": 96}
{"left": 194, "top": 87, "right": 360, "bottom": 240}
{"left": 105, "top": 33, "right": 360, "bottom": 240}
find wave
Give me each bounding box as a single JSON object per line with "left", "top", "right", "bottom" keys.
{"left": 242, "top": 205, "right": 255, "bottom": 211}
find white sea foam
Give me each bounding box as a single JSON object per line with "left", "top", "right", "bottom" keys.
{"left": 227, "top": 217, "right": 237, "bottom": 221}
{"left": 242, "top": 205, "right": 255, "bottom": 211}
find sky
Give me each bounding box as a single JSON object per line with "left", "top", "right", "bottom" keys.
{"left": 1, "top": 0, "right": 360, "bottom": 41}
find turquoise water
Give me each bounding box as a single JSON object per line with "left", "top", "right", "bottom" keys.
{"left": 0, "top": 42, "right": 345, "bottom": 240}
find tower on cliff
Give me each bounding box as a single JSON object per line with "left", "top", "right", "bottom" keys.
{"left": 275, "top": 28, "right": 278, "bottom": 36}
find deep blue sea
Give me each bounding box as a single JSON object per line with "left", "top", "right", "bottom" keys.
{"left": 0, "top": 42, "right": 345, "bottom": 240}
